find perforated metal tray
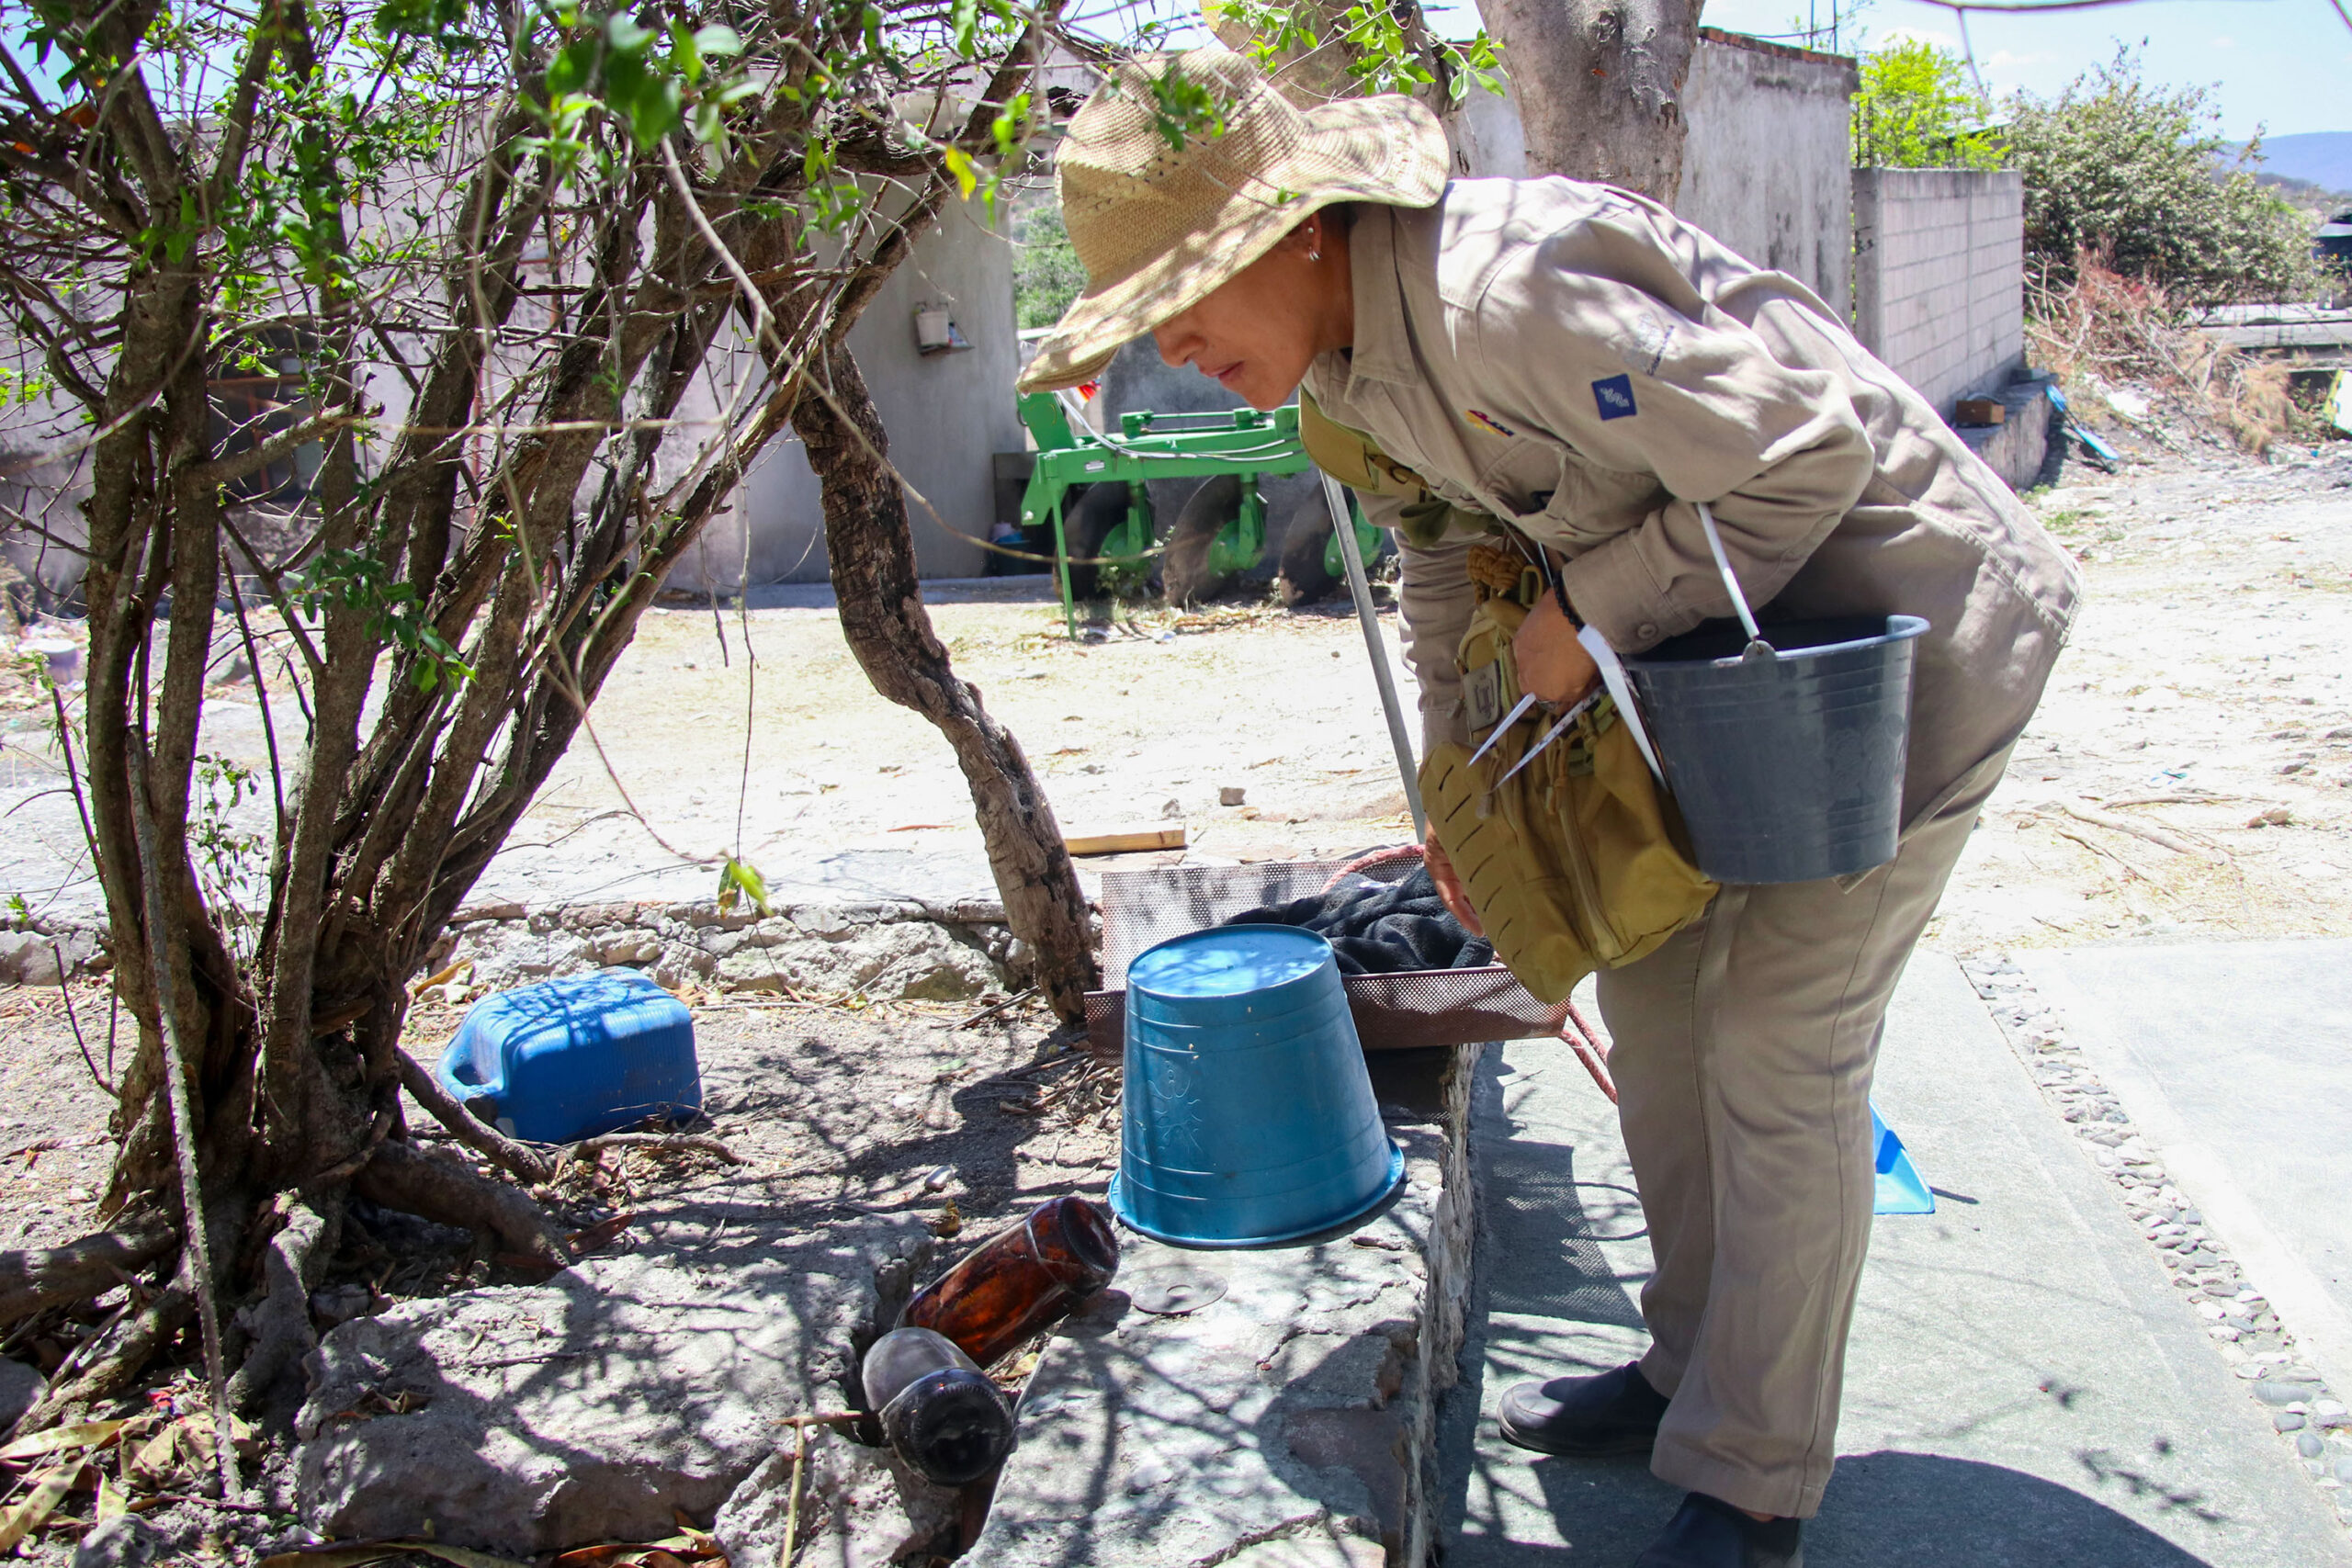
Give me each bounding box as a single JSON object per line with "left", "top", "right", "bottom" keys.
{"left": 1083, "top": 859, "right": 1569, "bottom": 1055}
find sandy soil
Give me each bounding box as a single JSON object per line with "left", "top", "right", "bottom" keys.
{"left": 0, "top": 978, "right": 1103, "bottom": 1267}
{"left": 1928, "top": 441, "right": 2352, "bottom": 949}
{"left": 493, "top": 589, "right": 1428, "bottom": 904}
{"left": 2, "top": 434, "right": 2346, "bottom": 1442}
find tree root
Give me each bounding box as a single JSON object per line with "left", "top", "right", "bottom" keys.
{"left": 0, "top": 1212, "right": 178, "bottom": 1331}
{"left": 394, "top": 1047, "right": 554, "bottom": 1185}
{"left": 225, "top": 1191, "right": 341, "bottom": 1423}
{"left": 17, "top": 1277, "right": 195, "bottom": 1433}
{"left": 353, "top": 1140, "right": 571, "bottom": 1273}
{"left": 552, "top": 1133, "right": 743, "bottom": 1176}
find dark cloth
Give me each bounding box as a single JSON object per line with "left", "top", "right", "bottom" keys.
{"left": 1223, "top": 865, "right": 1493, "bottom": 976}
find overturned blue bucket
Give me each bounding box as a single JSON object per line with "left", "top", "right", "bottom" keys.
{"left": 1109, "top": 926, "right": 1404, "bottom": 1248}
{"left": 1624, "top": 614, "right": 1928, "bottom": 885}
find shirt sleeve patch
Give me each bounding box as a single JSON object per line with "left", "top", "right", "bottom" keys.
{"left": 1622, "top": 311, "right": 1677, "bottom": 378}
{"left": 1591, "top": 375, "right": 1638, "bottom": 421}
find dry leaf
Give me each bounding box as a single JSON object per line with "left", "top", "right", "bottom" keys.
{"left": 0, "top": 1462, "right": 83, "bottom": 1552}
{"left": 0, "top": 1419, "right": 130, "bottom": 1461}
{"left": 550, "top": 1529, "right": 723, "bottom": 1565}
{"left": 568, "top": 1212, "right": 636, "bottom": 1254}
{"left": 127, "top": 1424, "right": 184, "bottom": 1487}
{"left": 262, "top": 1542, "right": 536, "bottom": 1568}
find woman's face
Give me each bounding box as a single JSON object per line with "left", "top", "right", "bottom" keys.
{"left": 1150, "top": 216, "right": 1351, "bottom": 411}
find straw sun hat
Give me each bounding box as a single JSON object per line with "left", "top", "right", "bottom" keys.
{"left": 1016, "top": 48, "right": 1450, "bottom": 394}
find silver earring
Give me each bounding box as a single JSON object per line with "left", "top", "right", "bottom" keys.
{"left": 1307, "top": 248, "right": 1321, "bottom": 262}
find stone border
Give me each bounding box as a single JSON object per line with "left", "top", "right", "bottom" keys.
{"left": 1960, "top": 953, "right": 2352, "bottom": 1527}
{"left": 425, "top": 897, "right": 1022, "bottom": 1005}
{"left": 0, "top": 918, "right": 108, "bottom": 984}
{"left": 0, "top": 896, "right": 1029, "bottom": 1003}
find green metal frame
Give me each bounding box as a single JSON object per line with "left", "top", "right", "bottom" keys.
{"left": 1015, "top": 391, "right": 1375, "bottom": 637}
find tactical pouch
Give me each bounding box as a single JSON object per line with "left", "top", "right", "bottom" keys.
{"left": 1418, "top": 556, "right": 1717, "bottom": 1004}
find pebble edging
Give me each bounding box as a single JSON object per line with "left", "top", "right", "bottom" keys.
{"left": 1961, "top": 953, "right": 2352, "bottom": 1529}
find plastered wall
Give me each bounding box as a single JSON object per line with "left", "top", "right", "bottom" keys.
{"left": 676, "top": 193, "right": 1024, "bottom": 590}
{"left": 1450, "top": 29, "right": 1859, "bottom": 321}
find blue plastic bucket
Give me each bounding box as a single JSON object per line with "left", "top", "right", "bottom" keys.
{"left": 1109, "top": 926, "right": 1403, "bottom": 1247}
{"left": 1623, "top": 615, "right": 1928, "bottom": 885}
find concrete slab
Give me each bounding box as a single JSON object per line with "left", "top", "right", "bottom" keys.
{"left": 1437, "top": 956, "right": 2349, "bottom": 1566}
{"left": 966, "top": 1050, "right": 1477, "bottom": 1568}
{"left": 2028, "top": 941, "right": 2352, "bottom": 1408}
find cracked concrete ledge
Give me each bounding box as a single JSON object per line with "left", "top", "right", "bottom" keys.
{"left": 429, "top": 897, "right": 1022, "bottom": 1004}
{"left": 0, "top": 897, "right": 1024, "bottom": 997}
{"left": 965, "top": 1044, "right": 1479, "bottom": 1568}
{"left": 295, "top": 1221, "right": 945, "bottom": 1557}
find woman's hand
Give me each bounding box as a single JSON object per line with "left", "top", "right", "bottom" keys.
{"left": 1513, "top": 592, "right": 1599, "bottom": 706}
{"left": 1424, "top": 821, "right": 1484, "bottom": 937}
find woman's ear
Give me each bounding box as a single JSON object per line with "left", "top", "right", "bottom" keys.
{"left": 1275, "top": 214, "right": 1323, "bottom": 263}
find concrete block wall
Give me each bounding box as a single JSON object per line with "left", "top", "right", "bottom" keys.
{"left": 1851, "top": 168, "right": 2027, "bottom": 416}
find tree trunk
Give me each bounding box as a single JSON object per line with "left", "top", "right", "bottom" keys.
{"left": 792, "top": 348, "right": 1100, "bottom": 1025}
{"left": 1476, "top": 0, "right": 1703, "bottom": 202}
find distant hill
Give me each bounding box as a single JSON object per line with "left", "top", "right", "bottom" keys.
{"left": 2233, "top": 131, "right": 2352, "bottom": 195}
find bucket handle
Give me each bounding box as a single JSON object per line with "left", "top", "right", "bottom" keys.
{"left": 1694, "top": 502, "right": 1773, "bottom": 657}
{"left": 1571, "top": 498, "right": 1751, "bottom": 789}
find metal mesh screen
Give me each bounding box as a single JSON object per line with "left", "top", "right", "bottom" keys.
{"left": 1084, "top": 860, "right": 1570, "bottom": 1056}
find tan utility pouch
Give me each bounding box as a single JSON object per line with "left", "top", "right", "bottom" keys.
{"left": 1418, "top": 554, "right": 1717, "bottom": 1005}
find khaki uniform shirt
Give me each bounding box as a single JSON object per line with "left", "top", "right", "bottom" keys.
{"left": 1301, "top": 178, "right": 2080, "bottom": 831}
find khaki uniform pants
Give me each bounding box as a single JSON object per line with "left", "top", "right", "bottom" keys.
{"left": 1595, "top": 746, "right": 2013, "bottom": 1519}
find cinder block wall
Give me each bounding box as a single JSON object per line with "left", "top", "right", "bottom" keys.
{"left": 1851, "top": 168, "right": 2026, "bottom": 415}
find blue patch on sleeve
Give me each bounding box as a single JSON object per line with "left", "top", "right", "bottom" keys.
{"left": 1591, "top": 374, "right": 1637, "bottom": 421}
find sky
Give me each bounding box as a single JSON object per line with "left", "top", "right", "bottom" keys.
{"left": 1440, "top": 0, "right": 2351, "bottom": 141}
{"left": 1083, "top": 0, "right": 2351, "bottom": 142}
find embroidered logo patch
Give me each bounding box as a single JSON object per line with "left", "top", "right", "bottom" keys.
{"left": 1464, "top": 408, "right": 1516, "bottom": 438}
{"left": 1622, "top": 312, "right": 1677, "bottom": 378}
{"left": 1591, "top": 375, "right": 1637, "bottom": 421}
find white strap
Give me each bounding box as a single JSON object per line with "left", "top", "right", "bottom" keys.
{"left": 1579, "top": 625, "right": 1665, "bottom": 785}
{"left": 1695, "top": 501, "right": 1764, "bottom": 646}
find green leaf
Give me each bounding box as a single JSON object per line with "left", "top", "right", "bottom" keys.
{"left": 693, "top": 23, "right": 743, "bottom": 57}
{"left": 547, "top": 40, "right": 596, "bottom": 96}
{"left": 669, "top": 19, "right": 703, "bottom": 83}
{"left": 990, "top": 90, "right": 1030, "bottom": 159}
{"left": 718, "top": 857, "right": 772, "bottom": 917}
{"left": 950, "top": 0, "right": 979, "bottom": 56}
{"left": 605, "top": 12, "right": 654, "bottom": 53}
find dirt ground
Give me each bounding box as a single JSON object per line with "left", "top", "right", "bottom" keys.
{"left": 1, "top": 433, "right": 2347, "bottom": 1555}
{"left": 6, "top": 437, "right": 2351, "bottom": 1251}
{"left": 502, "top": 435, "right": 2352, "bottom": 946}
{"left": 1, "top": 979, "right": 1107, "bottom": 1278}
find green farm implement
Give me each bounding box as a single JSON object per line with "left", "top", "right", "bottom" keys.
{"left": 1014, "top": 390, "right": 1379, "bottom": 637}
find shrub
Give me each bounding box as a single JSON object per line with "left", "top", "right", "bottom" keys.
{"left": 2005, "top": 48, "right": 2321, "bottom": 304}
{"left": 2029, "top": 251, "right": 2301, "bottom": 453}
{"left": 1852, "top": 39, "right": 2002, "bottom": 170}
{"left": 1013, "top": 200, "right": 1088, "bottom": 330}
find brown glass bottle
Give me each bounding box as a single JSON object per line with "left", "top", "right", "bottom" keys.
{"left": 901, "top": 1194, "right": 1120, "bottom": 1367}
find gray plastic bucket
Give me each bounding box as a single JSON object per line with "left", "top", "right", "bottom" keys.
{"left": 1623, "top": 614, "right": 1928, "bottom": 885}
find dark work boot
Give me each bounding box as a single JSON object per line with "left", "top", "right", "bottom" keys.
{"left": 1496, "top": 1360, "right": 1670, "bottom": 1457}
{"left": 1633, "top": 1493, "right": 1804, "bottom": 1568}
